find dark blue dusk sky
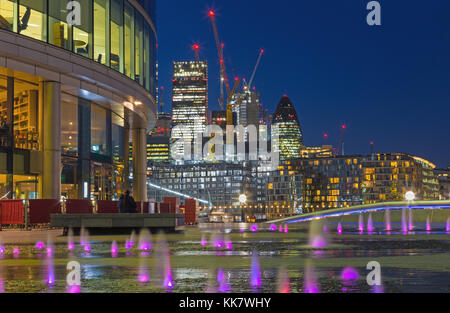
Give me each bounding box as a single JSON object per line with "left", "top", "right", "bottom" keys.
{"left": 156, "top": 0, "right": 450, "bottom": 167}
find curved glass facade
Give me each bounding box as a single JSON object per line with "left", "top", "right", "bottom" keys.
{"left": 0, "top": 0, "right": 157, "bottom": 97}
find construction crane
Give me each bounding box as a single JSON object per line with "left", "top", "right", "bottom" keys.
{"left": 192, "top": 44, "right": 200, "bottom": 62}
{"left": 227, "top": 78, "right": 241, "bottom": 126}
{"left": 208, "top": 10, "right": 231, "bottom": 110}
{"left": 336, "top": 124, "right": 347, "bottom": 156}
{"left": 247, "top": 49, "right": 264, "bottom": 91}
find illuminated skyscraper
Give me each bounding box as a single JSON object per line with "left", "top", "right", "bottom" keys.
{"left": 272, "top": 96, "right": 303, "bottom": 160}
{"left": 171, "top": 61, "right": 208, "bottom": 156}
{"left": 232, "top": 91, "right": 261, "bottom": 127}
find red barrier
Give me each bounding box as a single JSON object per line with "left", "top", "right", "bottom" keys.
{"left": 164, "top": 197, "right": 180, "bottom": 214}
{"left": 97, "top": 200, "right": 119, "bottom": 214}
{"left": 29, "top": 199, "right": 61, "bottom": 224}
{"left": 185, "top": 199, "right": 198, "bottom": 225}
{"left": 65, "top": 199, "right": 93, "bottom": 214}
{"left": 0, "top": 200, "right": 24, "bottom": 225}
{"left": 159, "top": 203, "right": 170, "bottom": 214}
{"left": 136, "top": 202, "right": 149, "bottom": 214}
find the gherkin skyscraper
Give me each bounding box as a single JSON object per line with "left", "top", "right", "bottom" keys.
{"left": 272, "top": 96, "right": 303, "bottom": 160}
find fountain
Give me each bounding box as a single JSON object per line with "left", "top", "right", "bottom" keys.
{"left": 45, "top": 246, "right": 55, "bottom": 285}
{"left": 426, "top": 215, "right": 431, "bottom": 232}
{"left": 224, "top": 236, "right": 232, "bottom": 250}
{"left": 0, "top": 244, "right": 4, "bottom": 254}
{"left": 276, "top": 268, "right": 290, "bottom": 293}
{"left": 154, "top": 235, "right": 174, "bottom": 290}
{"left": 358, "top": 214, "right": 364, "bottom": 232}
{"left": 201, "top": 235, "right": 208, "bottom": 246}
{"left": 217, "top": 268, "right": 231, "bottom": 292}
{"left": 279, "top": 225, "right": 283, "bottom": 233}
{"left": 401, "top": 209, "right": 408, "bottom": 233}
{"left": 137, "top": 257, "right": 150, "bottom": 283}
{"left": 341, "top": 267, "right": 359, "bottom": 292}
{"left": 130, "top": 230, "right": 136, "bottom": 246}
{"left": 35, "top": 241, "right": 45, "bottom": 250}
{"left": 67, "top": 227, "right": 75, "bottom": 251}
{"left": 111, "top": 241, "right": 119, "bottom": 258}
{"left": 337, "top": 223, "right": 343, "bottom": 235}
{"left": 385, "top": 209, "right": 391, "bottom": 231}
{"left": 250, "top": 224, "right": 258, "bottom": 232}
{"left": 83, "top": 230, "right": 91, "bottom": 252}
{"left": 13, "top": 247, "right": 19, "bottom": 258}
{"left": 284, "top": 224, "right": 289, "bottom": 233}
{"left": 304, "top": 261, "right": 320, "bottom": 293}
{"left": 323, "top": 225, "right": 328, "bottom": 233}
{"left": 367, "top": 213, "right": 374, "bottom": 233}
{"left": 211, "top": 233, "right": 224, "bottom": 249}
{"left": 80, "top": 226, "right": 86, "bottom": 246}
{"left": 446, "top": 217, "right": 450, "bottom": 233}
{"left": 138, "top": 229, "right": 152, "bottom": 252}
{"left": 46, "top": 235, "right": 54, "bottom": 257}
{"left": 270, "top": 224, "right": 277, "bottom": 231}
{"left": 408, "top": 209, "right": 414, "bottom": 231}
{"left": 308, "top": 220, "right": 328, "bottom": 248}
{"left": 250, "top": 250, "right": 261, "bottom": 288}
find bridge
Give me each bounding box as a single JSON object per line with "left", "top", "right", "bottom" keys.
{"left": 268, "top": 200, "right": 450, "bottom": 224}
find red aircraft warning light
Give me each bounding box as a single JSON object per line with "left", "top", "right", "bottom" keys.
{"left": 208, "top": 10, "right": 215, "bottom": 17}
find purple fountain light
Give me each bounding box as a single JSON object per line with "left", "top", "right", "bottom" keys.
{"left": 0, "top": 278, "right": 4, "bottom": 293}
{"left": 401, "top": 210, "right": 408, "bottom": 234}
{"left": 284, "top": 225, "right": 289, "bottom": 233}
{"left": 323, "top": 225, "right": 328, "bottom": 233}
{"left": 304, "top": 264, "right": 320, "bottom": 293}
{"left": 0, "top": 245, "right": 4, "bottom": 254}
{"left": 201, "top": 236, "right": 207, "bottom": 246}
{"left": 35, "top": 241, "right": 45, "bottom": 250}
{"left": 67, "top": 285, "right": 81, "bottom": 293}
{"left": 358, "top": 214, "right": 364, "bottom": 232}
{"left": 367, "top": 214, "right": 374, "bottom": 233}
{"left": 385, "top": 209, "right": 391, "bottom": 231}
{"left": 138, "top": 268, "right": 150, "bottom": 283}
{"left": 225, "top": 237, "right": 232, "bottom": 250}
{"left": 408, "top": 209, "right": 414, "bottom": 231}
{"left": 337, "top": 223, "right": 343, "bottom": 235}
{"left": 13, "top": 247, "right": 19, "bottom": 257}
{"left": 277, "top": 269, "right": 291, "bottom": 294}
{"left": 140, "top": 242, "right": 151, "bottom": 251}
{"left": 250, "top": 224, "right": 258, "bottom": 232}
{"left": 426, "top": 216, "right": 431, "bottom": 232}
{"left": 279, "top": 225, "right": 283, "bottom": 233}
{"left": 84, "top": 244, "right": 91, "bottom": 252}
{"left": 446, "top": 218, "right": 450, "bottom": 233}
{"left": 310, "top": 236, "right": 327, "bottom": 248}
{"left": 111, "top": 241, "right": 118, "bottom": 257}
{"left": 270, "top": 224, "right": 277, "bottom": 231}
{"left": 341, "top": 267, "right": 359, "bottom": 280}
{"left": 250, "top": 252, "right": 261, "bottom": 288}
{"left": 125, "top": 239, "right": 133, "bottom": 250}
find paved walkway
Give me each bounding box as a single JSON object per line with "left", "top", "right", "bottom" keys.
{"left": 0, "top": 229, "right": 63, "bottom": 244}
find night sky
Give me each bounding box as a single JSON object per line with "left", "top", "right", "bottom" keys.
{"left": 156, "top": 0, "right": 450, "bottom": 168}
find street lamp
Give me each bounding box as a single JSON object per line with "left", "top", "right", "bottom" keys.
{"left": 405, "top": 191, "right": 415, "bottom": 202}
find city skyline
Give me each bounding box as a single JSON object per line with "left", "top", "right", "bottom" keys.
{"left": 157, "top": 0, "right": 450, "bottom": 167}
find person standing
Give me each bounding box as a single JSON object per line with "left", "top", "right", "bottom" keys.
{"left": 119, "top": 190, "right": 137, "bottom": 213}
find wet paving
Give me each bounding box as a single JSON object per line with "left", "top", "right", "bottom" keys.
{"left": 0, "top": 222, "right": 449, "bottom": 293}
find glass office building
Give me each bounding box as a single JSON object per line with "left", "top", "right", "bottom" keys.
{"left": 0, "top": 0, "right": 157, "bottom": 202}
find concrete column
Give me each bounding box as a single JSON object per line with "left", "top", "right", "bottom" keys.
{"left": 132, "top": 127, "right": 147, "bottom": 202}
{"left": 39, "top": 81, "right": 61, "bottom": 199}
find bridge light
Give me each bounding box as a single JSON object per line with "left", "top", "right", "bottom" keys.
{"left": 405, "top": 191, "right": 415, "bottom": 201}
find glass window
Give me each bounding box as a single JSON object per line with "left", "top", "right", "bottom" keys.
{"left": 112, "top": 113, "right": 124, "bottom": 164}
{"left": 110, "top": 0, "right": 123, "bottom": 72}
{"left": 13, "top": 78, "right": 38, "bottom": 150}
{"left": 18, "top": 0, "right": 47, "bottom": 41}
{"left": 73, "top": 0, "right": 92, "bottom": 58}
{"left": 48, "top": 0, "right": 71, "bottom": 49}
{"left": 0, "top": 0, "right": 15, "bottom": 31}
{"left": 124, "top": 2, "right": 134, "bottom": 79}
{"left": 144, "top": 24, "right": 150, "bottom": 91}
{"left": 91, "top": 104, "right": 109, "bottom": 155}
{"left": 0, "top": 74, "right": 10, "bottom": 148}
{"left": 93, "top": 0, "right": 108, "bottom": 65}
{"left": 61, "top": 94, "right": 78, "bottom": 156}
{"left": 135, "top": 10, "right": 143, "bottom": 85}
